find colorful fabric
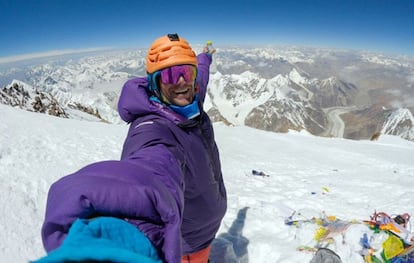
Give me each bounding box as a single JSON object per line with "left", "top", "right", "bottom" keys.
{"left": 288, "top": 211, "right": 414, "bottom": 262}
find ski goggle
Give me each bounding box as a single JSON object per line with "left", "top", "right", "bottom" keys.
{"left": 156, "top": 65, "right": 197, "bottom": 85}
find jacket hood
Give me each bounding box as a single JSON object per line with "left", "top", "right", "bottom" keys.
{"left": 117, "top": 77, "right": 187, "bottom": 124}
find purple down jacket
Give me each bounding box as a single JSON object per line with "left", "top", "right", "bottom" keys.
{"left": 41, "top": 53, "right": 227, "bottom": 263}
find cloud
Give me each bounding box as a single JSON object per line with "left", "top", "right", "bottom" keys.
{"left": 0, "top": 48, "right": 112, "bottom": 64}
{"left": 407, "top": 74, "right": 414, "bottom": 83}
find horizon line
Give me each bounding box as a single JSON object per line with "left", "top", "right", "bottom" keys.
{"left": 1, "top": 44, "right": 412, "bottom": 64}
{"left": 0, "top": 47, "right": 114, "bottom": 64}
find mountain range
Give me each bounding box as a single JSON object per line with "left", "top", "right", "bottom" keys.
{"left": 1, "top": 46, "right": 413, "bottom": 141}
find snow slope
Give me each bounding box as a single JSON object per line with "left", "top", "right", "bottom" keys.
{"left": 1, "top": 104, "right": 414, "bottom": 263}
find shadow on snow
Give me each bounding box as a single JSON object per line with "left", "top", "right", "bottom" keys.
{"left": 210, "top": 207, "right": 250, "bottom": 263}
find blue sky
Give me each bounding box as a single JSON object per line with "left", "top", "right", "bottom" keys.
{"left": 1, "top": 0, "right": 414, "bottom": 58}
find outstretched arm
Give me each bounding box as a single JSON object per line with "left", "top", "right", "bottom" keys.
{"left": 196, "top": 53, "right": 213, "bottom": 103}
{"left": 42, "top": 143, "right": 184, "bottom": 262}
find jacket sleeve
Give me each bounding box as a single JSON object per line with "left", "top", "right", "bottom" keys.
{"left": 196, "top": 53, "right": 212, "bottom": 103}
{"left": 42, "top": 140, "right": 185, "bottom": 262}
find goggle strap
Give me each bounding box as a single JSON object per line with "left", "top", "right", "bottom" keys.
{"left": 148, "top": 73, "right": 160, "bottom": 97}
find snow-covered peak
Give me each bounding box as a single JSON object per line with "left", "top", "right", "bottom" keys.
{"left": 270, "top": 74, "right": 290, "bottom": 88}
{"left": 1, "top": 46, "right": 413, "bottom": 142}
{"left": 361, "top": 53, "right": 409, "bottom": 67}
{"left": 0, "top": 79, "right": 68, "bottom": 118}
{"left": 288, "top": 68, "right": 308, "bottom": 85}
{"left": 238, "top": 70, "right": 261, "bottom": 81}
{"left": 0, "top": 79, "right": 112, "bottom": 122}
{"left": 381, "top": 108, "right": 414, "bottom": 141}
{"left": 321, "top": 76, "right": 338, "bottom": 86}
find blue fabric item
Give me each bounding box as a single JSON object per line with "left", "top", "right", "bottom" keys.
{"left": 169, "top": 95, "right": 200, "bottom": 119}
{"left": 150, "top": 95, "right": 200, "bottom": 119}
{"left": 34, "top": 217, "right": 161, "bottom": 263}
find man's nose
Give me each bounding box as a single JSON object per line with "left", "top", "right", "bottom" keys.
{"left": 176, "top": 76, "right": 186, "bottom": 84}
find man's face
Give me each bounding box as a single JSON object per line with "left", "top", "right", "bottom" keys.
{"left": 157, "top": 65, "right": 197, "bottom": 106}
{"left": 159, "top": 76, "right": 195, "bottom": 106}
